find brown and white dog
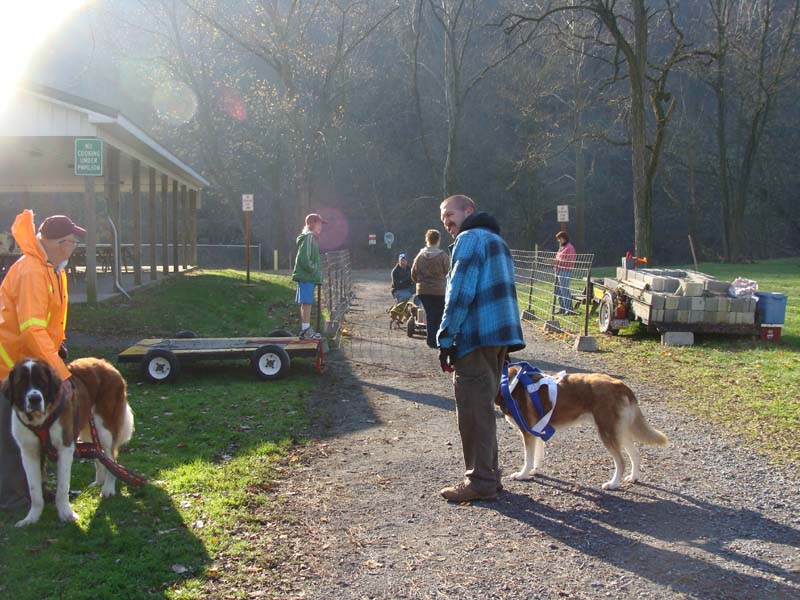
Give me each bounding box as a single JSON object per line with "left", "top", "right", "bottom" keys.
{"left": 496, "top": 366, "right": 668, "bottom": 490}
{"left": 3, "top": 357, "right": 134, "bottom": 526}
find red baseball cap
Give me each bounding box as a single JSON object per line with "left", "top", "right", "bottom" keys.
{"left": 38, "top": 215, "right": 86, "bottom": 240}
{"left": 305, "top": 213, "right": 329, "bottom": 226}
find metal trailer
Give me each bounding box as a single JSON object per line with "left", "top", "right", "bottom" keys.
{"left": 589, "top": 277, "right": 758, "bottom": 336}
{"left": 118, "top": 330, "right": 325, "bottom": 383}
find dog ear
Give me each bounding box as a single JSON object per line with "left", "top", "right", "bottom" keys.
{"left": 46, "top": 364, "right": 61, "bottom": 403}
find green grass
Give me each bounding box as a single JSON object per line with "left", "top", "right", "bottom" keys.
{"left": 590, "top": 258, "right": 799, "bottom": 468}
{"left": 68, "top": 269, "right": 301, "bottom": 338}
{"left": 0, "top": 270, "right": 317, "bottom": 599}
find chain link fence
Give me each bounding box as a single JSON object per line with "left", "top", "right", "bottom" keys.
{"left": 511, "top": 249, "right": 595, "bottom": 336}
{"left": 321, "top": 250, "right": 354, "bottom": 334}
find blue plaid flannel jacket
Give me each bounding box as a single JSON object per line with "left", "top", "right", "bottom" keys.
{"left": 437, "top": 212, "right": 525, "bottom": 359}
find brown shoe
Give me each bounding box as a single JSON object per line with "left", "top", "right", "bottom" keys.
{"left": 440, "top": 481, "right": 498, "bottom": 502}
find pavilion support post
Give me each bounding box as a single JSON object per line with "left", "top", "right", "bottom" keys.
{"left": 132, "top": 158, "right": 142, "bottom": 286}
{"left": 181, "top": 184, "right": 188, "bottom": 270}
{"left": 148, "top": 167, "right": 157, "bottom": 280}
{"left": 172, "top": 180, "right": 179, "bottom": 273}
{"left": 161, "top": 174, "right": 170, "bottom": 276}
{"left": 189, "top": 189, "right": 197, "bottom": 266}
{"left": 83, "top": 176, "right": 97, "bottom": 305}
{"left": 105, "top": 146, "right": 121, "bottom": 282}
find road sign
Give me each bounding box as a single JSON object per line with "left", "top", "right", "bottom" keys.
{"left": 242, "top": 194, "right": 254, "bottom": 211}
{"left": 368, "top": 234, "right": 376, "bottom": 245}
{"left": 557, "top": 205, "right": 569, "bottom": 223}
{"left": 384, "top": 232, "right": 395, "bottom": 248}
{"left": 74, "top": 138, "right": 103, "bottom": 176}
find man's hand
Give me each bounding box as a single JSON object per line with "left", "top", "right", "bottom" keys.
{"left": 58, "top": 343, "right": 68, "bottom": 361}
{"left": 438, "top": 346, "right": 455, "bottom": 373}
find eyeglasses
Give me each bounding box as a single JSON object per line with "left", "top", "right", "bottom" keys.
{"left": 58, "top": 239, "right": 79, "bottom": 247}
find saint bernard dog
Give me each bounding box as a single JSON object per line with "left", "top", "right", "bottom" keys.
{"left": 496, "top": 366, "right": 668, "bottom": 490}
{"left": 3, "top": 357, "right": 134, "bottom": 527}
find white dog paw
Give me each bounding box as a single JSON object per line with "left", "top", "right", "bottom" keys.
{"left": 624, "top": 474, "right": 638, "bottom": 483}
{"left": 602, "top": 480, "right": 621, "bottom": 490}
{"left": 57, "top": 506, "right": 79, "bottom": 523}
{"left": 101, "top": 488, "right": 116, "bottom": 499}
{"left": 15, "top": 516, "right": 38, "bottom": 527}
{"left": 511, "top": 472, "right": 534, "bottom": 481}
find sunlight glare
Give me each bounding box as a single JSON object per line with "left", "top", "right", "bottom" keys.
{"left": 0, "top": 1, "right": 90, "bottom": 112}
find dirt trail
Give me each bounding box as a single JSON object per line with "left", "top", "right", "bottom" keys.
{"left": 247, "top": 272, "right": 799, "bottom": 600}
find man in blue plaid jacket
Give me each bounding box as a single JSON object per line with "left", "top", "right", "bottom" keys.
{"left": 437, "top": 195, "right": 525, "bottom": 502}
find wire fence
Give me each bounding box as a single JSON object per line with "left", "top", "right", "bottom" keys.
{"left": 511, "top": 249, "right": 595, "bottom": 336}
{"left": 321, "top": 250, "right": 354, "bottom": 333}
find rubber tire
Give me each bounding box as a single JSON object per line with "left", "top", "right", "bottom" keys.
{"left": 268, "top": 329, "right": 295, "bottom": 338}
{"left": 406, "top": 317, "right": 416, "bottom": 338}
{"left": 175, "top": 330, "right": 197, "bottom": 338}
{"left": 142, "top": 349, "right": 181, "bottom": 383}
{"left": 251, "top": 345, "right": 291, "bottom": 380}
{"left": 598, "top": 293, "right": 619, "bottom": 335}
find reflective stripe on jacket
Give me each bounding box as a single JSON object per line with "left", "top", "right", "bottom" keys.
{"left": 0, "top": 210, "right": 71, "bottom": 380}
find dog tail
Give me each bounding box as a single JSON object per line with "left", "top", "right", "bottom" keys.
{"left": 629, "top": 399, "right": 669, "bottom": 447}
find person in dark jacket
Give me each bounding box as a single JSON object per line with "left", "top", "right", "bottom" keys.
{"left": 437, "top": 195, "right": 525, "bottom": 503}
{"left": 411, "top": 229, "right": 450, "bottom": 348}
{"left": 390, "top": 254, "right": 415, "bottom": 303}
{"left": 291, "top": 213, "right": 327, "bottom": 339}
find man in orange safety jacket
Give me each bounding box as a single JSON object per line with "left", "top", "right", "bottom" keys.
{"left": 0, "top": 210, "right": 85, "bottom": 511}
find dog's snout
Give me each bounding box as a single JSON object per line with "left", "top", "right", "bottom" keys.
{"left": 25, "top": 390, "right": 45, "bottom": 412}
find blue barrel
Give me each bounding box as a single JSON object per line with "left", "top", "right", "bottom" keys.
{"left": 754, "top": 292, "right": 788, "bottom": 325}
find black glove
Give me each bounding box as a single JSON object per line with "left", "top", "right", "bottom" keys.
{"left": 438, "top": 347, "right": 455, "bottom": 373}
{"left": 58, "top": 343, "right": 68, "bottom": 361}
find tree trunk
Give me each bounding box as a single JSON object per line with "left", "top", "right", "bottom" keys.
{"left": 630, "top": 0, "right": 652, "bottom": 258}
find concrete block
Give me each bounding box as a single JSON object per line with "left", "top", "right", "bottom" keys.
{"left": 651, "top": 309, "right": 664, "bottom": 322}
{"left": 704, "top": 297, "right": 718, "bottom": 312}
{"left": 691, "top": 297, "right": 705, "bottom": 311}
{"left": 709, "top": 311, "right": 723, "bottom": 324}
{"left": 603, "top": 278, "right": 619, "bottom": 290}
{"left": 678, "top": 297, "right": 693, "bottom": 310}
{"left": 742, "top": 311, "right": 755, "bottom": 325}
{"left": 616, "top": 267, "right": 626, "bottom": 280}
{"left": 717, "top": 297, "right": 730, "bottom": 312}
{"left": 683, "top": 281, "right": 704, "bottom": 297}
{"left": 632, "top": 300, "right": 650, "bottom": 320}
{"left": 689, "top": 310, "right": 705, "bottom": 323}
{"left": 704, "top": 279, "right": 730, "bottom": 295}
{"left": 662, "top": 278, "right": 681, "bottom": 293}
{"left": 574, "top": 336, "right": 597, "bottom": 352}
{"left": 664, "top": 310, "right": 678, "bottom": 322}
{"left": 662, "top": 331, "right": 694, "bottom": 346}
{"left": 678, "top": 310, "right": 689, "bottom": 323}
{"left": 727, "top": 312, "right": 738, "bottom": 324}
{"left": 647, "top": 292, "right": 666, "bottom": 309}
{"left": 665, "top": 296, "right": 680, "bottom": 310}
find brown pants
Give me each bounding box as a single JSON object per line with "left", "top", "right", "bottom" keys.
{"left": 0, "top": 391, "right": 29, "bottom": 510}
{"left": 452, "top": 345, "right": 507, "bottom": 491}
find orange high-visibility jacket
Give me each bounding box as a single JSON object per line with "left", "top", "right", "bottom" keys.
{"left": 0, "top": 210, "right": 71, "bottom": 381}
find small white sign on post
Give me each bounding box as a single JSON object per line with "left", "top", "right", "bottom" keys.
{"left": 368, "top": 234, "right": 377, "bottom": 245}
{"left": 242, "top": 194, "right": 254, "bottom": 212}
{"left": 557, "top": 204, "right": 569, "bottom": 223}
{"left": 384, "top": 231, "right": 395, "bottom": 249}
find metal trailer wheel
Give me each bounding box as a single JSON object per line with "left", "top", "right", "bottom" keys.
{"left": 268, "top": 329, "right": 295, "bottom": 338}
{"left": 598, "top": 293, "right": 619, "bottom": 335}
{"left": 142, "top": 349, "right": 181, "bottom": 383}
{"left": 406, "top": 317, "right": 416, "bottom": 337}
{"left": 251, "top": 345, "right": 291, "bottom": 380}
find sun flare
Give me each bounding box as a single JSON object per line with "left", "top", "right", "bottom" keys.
{"left": 0, "top": 1, "right": 90, "bottom": 111}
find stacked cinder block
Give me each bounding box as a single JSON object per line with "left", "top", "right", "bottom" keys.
{"left": 614, "top": 267, "right": 755, "bottom": 326}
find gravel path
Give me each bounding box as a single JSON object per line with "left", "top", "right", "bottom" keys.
{"left": 256, "top": 272, "right": 799, "bottom": 599}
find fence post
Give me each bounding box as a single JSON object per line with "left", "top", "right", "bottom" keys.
{"left": 584, "top": 267, "right": 592, "bottom": 337}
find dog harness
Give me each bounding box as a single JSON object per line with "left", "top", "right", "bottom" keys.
{"left": 499, "top": 361, "right": 566, "bottom": 441}
{"left": 19, "top": 385, "right": 147, "bottom": 487}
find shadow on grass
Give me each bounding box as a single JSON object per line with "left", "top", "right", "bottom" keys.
{"left": 0, "top": 475, "right": 209, "bottom": 599}
{"left": 491, "top": 476, "right": 800, "bottom": 598}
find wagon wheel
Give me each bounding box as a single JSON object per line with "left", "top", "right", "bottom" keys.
{"left": 251, "top": 345, "right": 291, "bottom": 380}
{"left": 406, "top": 317, "right": 416, "bottom": 338}
{"left": 598, "top": 293, "right": 619, "bottom": 335}
{"left": 142, "top": 349, "right": 181, "bottom": 383}
{"left": 268, "top": 329, "right": 295, "bottom": 338}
